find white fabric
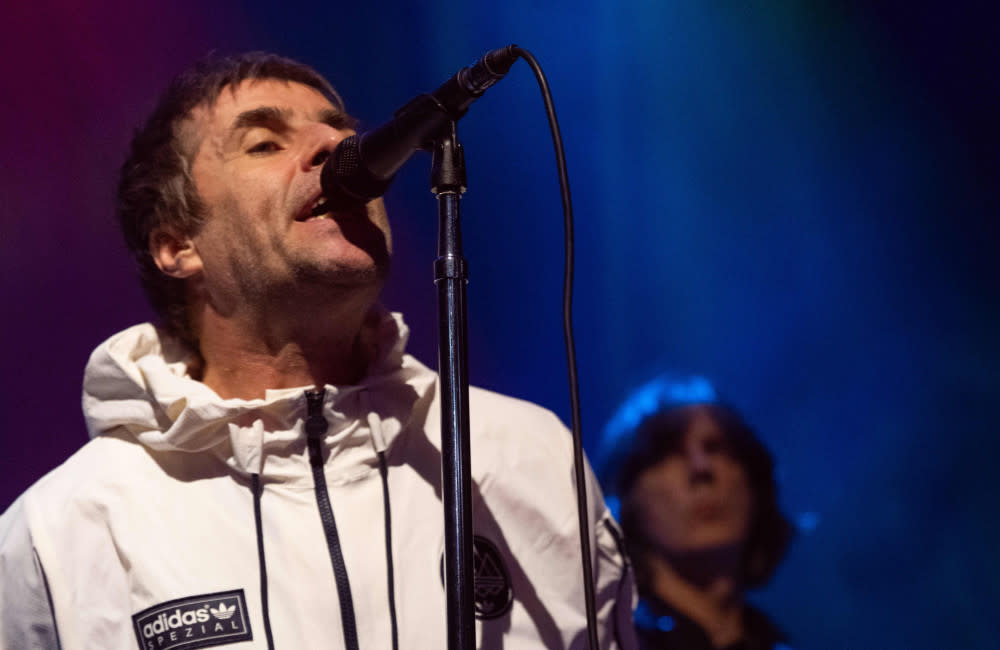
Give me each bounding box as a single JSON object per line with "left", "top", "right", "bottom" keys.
{"left": 0, "top": 310, "right": 636, "bottom": 649}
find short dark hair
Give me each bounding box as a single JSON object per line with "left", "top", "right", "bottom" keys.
{"left": 595, "top": 375, "right": 794, "bottom": 588}
{"left": 116, "top": 52, "right": 346, "bottom": 347}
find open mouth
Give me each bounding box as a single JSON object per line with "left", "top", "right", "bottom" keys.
{"left": 298, "top": 194, "right": 368, "bottom": 222}
{"left": 298, "top": 196, "right": 332, "bottom": 221}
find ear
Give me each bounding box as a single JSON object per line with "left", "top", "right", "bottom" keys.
{"left": 150, "top": 228, "right": 203, "bottom": 279}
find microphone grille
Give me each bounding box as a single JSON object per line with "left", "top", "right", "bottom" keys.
{"left": 321, "top": 134, "right": 363, "bottom": 204}
{"left": 321, "top": 133, "right": 394, "bottom": 208}
{"left": 331, "top": 134, "right": 361, "bottom": 176}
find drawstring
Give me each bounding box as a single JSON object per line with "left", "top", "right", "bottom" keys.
{"left": 363, "top": 389, "right": 400, "bottom": 650}
{"left": 251, "top": 473, "right": 276, "bottom": 650}
{"left": 306, "top": 389, "right": 360, "bottom": 650}
{"left": 377, "top": 451, "right": 399, "bottom": 650}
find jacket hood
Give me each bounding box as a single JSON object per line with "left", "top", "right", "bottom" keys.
{"left": 81, "top": 308, "right": 435, "bottom": 479}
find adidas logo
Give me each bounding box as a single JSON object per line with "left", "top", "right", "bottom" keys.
{"left": 132, "top": 589, "right": 252, "bottom": 650}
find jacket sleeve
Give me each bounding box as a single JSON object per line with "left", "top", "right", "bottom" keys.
{"left": 0, "top": 497, "right": 62, "bottom": 650}
{"left": 594, "top": 512, "right": 638, "bottom": 650}
{"left": 588, "top": 458, "right": 639, "bottom": 650}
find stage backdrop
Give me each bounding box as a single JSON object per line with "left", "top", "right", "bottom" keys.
{"left": 2, "top": 2, "right": 997, "bottom": 648}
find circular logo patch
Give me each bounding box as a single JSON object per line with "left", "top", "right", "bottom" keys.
{"left": 471, "top": 536, "right": 513, "bottom": 619}
{"left": 439, "top": 535, "right": 513, "bottom": 620}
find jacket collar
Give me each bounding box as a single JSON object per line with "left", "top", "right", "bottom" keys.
{"left": 82, "top": 308, "right": 436, "bottom": 483}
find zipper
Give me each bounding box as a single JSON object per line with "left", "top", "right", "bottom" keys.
{"left": 305, "top": 388, "right": 360, "bottom": 650}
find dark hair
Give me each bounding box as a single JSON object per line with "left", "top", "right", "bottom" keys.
{"left": 595, "top": 375, "right": 793, "bottom": 588}
{"left": 116, "top": 52, "right": 346, "bottom": 348}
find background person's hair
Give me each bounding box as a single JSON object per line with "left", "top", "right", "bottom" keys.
{"left": 116, "top": 52, "right": 350, "bottom": 348}
{"left": 595, "top": 374, "right": 794, "bottom": 588}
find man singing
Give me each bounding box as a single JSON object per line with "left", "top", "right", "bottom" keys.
{"left": 0, "top": 52, "right": 635, "bottom": 649}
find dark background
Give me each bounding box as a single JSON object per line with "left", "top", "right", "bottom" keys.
{"left": 2, "top": 2, "right": 997, "bottom": 648}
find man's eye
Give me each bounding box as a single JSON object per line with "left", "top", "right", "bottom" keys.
{"left": 247, "top": 141, "right": 281, "bottom": 154}
{"left": 702, "top": 437, "right": 733, "bottom": 457}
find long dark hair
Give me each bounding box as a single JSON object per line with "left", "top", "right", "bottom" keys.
{"left": 595, "top": 376, "right": 793, "bottom": 588}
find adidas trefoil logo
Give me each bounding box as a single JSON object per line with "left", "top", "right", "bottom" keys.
{"left": 210, "top": 602, "right": 236, "bottom": 620}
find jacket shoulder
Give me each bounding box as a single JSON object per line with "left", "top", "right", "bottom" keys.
{"left": 464, "top": 386, "right": 583, "bottom": 498}
{"left": 15, "top": 431, "right": 221, "bottom": 542}
{"left": 21, "top": 433, "right": 155, "bottom": 509}
{"left": 467, "top": 386, "right": 570, "bottom": 441}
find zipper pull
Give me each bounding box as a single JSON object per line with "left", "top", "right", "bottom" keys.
{"left": 305, "top": 388, "right": 329, "bottom": 440}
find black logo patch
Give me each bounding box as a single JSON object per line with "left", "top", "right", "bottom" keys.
{"left": 472, "top": 536, "right": 513, "bottom": 619}
{"left": 132, "top": 589, "right": 252, "bottom": 650}
{"left": 440, "top": 535, "right": 513, "bottom": 620}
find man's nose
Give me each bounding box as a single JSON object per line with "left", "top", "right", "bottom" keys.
{"left": 687, "top": 446, "right": 715, "bottom": 483}
{"left": 300, "top": 123, "right": 348, "bottom": 171}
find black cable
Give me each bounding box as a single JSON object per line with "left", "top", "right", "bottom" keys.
{"left": 512, "top": 46, "right": 600, "bottom": 650}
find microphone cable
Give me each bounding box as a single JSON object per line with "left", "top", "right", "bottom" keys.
{"left": 510, "top": 45, "right": 601, "bottom": 650}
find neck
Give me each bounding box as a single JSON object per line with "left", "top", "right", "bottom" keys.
{"left": 643, "top": 549, "right": 745, "bottom": 648}
{"left": 194, "top": 289, "right": 382, "bottom": 400}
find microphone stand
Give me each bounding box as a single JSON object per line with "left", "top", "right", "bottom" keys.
{"left": 431, "top": 120, "right": 476, "bottom": 650}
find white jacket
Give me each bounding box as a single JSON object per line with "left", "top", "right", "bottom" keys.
{"left": 0, "top": 311, "right": 636, "bottom": 649}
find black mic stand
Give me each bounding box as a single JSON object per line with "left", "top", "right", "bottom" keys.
{"left": 431, "top": 121, "right": 476, "bottom": 650}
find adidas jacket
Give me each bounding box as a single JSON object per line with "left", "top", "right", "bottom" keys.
{"left": 0, "top": 310, "right": 636, "bottom": 649}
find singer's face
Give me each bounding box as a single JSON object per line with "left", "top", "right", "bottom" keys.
{"left": 183, "top": 79, "right": 391, "bottom": 307}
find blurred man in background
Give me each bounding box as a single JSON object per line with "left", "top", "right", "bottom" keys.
{"left": 595, "top": 375, "right": 794, "bottom": 650}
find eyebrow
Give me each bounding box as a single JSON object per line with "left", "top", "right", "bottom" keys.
{"left": 318, "top": 108, "right": 359, "bottom": 130}
{"left": 230, "top": 106, "right": 359, "bottom": 135}
{"left": 231, "top": 106, "right": 292, "bottom": 134}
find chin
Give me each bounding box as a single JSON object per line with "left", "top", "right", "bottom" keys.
{"left": 673, "top": 528, "right": 747, "bottom": 555}
{"left": 324, "top": 249, "right": 389, "bottom": 281}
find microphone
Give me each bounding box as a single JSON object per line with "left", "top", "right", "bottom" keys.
{"left": 321, "top": 45, "right": 520, "bottom": 209}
